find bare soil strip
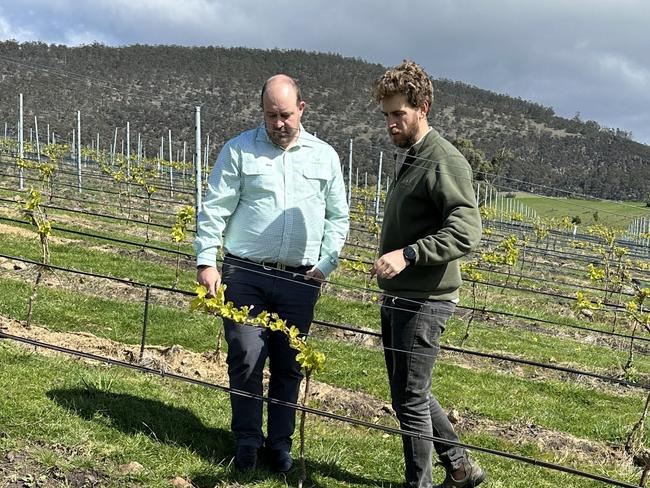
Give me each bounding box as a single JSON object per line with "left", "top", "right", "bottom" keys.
{"left": 0, "top": 316, "right": 633, "bottom": 471}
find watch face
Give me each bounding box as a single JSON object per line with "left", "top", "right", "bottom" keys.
{"left": 404, "top": 246, "right": 416, "bottom": 261}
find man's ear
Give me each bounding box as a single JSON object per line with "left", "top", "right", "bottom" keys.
{"left": 419, "top": 101, "right": 430, "bottom": 118}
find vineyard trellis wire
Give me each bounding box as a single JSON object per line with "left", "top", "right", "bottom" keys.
{"left": 1, "top": 211, "right": 648, "bottom": 349}
{"left": 1, "top": 251, "right": 648, "bottom": 390}
{"left": 1, "top": 78, "right": 649, "bottom": 484}
{"left": 0, "top": 191, "right": 643, "bottom": 308}
{"left": 0, "top": 331, "right": 641, "bottom": 488}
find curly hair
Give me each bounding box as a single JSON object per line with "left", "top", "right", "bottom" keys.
{"left": 372, "top": 60, "right": 434, "bottom": 110}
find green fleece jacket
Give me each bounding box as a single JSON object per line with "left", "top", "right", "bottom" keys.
{"left": 378, "top": 128, "right": 482, "bottom": 300}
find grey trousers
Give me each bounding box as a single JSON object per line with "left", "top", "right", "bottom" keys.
{"left": 381, "top": 296, "right": 465, "bottom": 488}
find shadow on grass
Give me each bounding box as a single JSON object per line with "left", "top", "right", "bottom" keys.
{"left": 48, "top": 388, "right": 397, "bottom": 487}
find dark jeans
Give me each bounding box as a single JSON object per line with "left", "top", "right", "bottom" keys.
{"left": 221, "top": 255, "right": 320, "bottom": 452}
{"left": 381, "top": 296, "right": 465, "bottom": 488}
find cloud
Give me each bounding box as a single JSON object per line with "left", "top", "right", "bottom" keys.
{"left": 0, "top": 11, "right": 36, "bottom": 41}
{"left": 1, "top": 0, "right": 649, "bottom": 142}
{"left": 598, "top": 54, "right": 650, "bottom": 91}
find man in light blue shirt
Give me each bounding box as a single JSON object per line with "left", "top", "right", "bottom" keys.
{"left": 194, "top": 74, "right": 348, "bottom": 473}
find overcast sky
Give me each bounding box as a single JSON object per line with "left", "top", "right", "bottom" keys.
{"left": 1, "top": 0, "right": 649, "bottom": 144}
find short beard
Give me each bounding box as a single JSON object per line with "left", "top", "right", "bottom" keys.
{"left": 390, "top": 121, "right": 420, "bottom": 149}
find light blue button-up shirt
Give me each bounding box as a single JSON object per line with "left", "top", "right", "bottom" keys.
{"left": 194, "top": 124, "right": 349, "bottom": 277}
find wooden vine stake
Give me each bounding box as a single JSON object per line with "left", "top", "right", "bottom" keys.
{"left": 191, "top": 284, "right": 325, "bottom": 486}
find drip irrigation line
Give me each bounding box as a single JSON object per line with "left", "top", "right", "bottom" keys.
{"left": 468, "top": 277, "right": 628, "bottom": 311}
{"left": 0, "top": 252, "right": 194, "bottom": 296}
{"left": 0, "top": 196, "right": 195, "bottom": 232}
{"left": 441, "top": 343, "right": 647, "bottom": 389}
{"left": 0, "top": 166, "right": 194, "bottom": 209}
{"left": 3, "top": 243, "right": 646, "bottom": 349}
{"left": 0, "top": 331, "right": 640, "bottom": 488}
{"left": 310, "top": 318, "right": 649, "bottom": 390}
{"left": 0, "top": 215, "right": 192, "bottom": 257}
{"left": 454, "top": 304, "right": 650, "bottom": 344}
{"left": 2, "top": 249, "right": 648, "bottom": 391}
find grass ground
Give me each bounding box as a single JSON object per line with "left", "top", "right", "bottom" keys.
{"left": 513, "top": 194, "right": 650, "bottom": 230}
{"left": 0, "top": 162, "right": 648, "bottom": 487}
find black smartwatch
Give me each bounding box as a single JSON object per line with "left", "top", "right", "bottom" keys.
{"left": 402, "top": 245, "right": 416, "bottom": 266}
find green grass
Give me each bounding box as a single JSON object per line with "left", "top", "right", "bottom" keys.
{"left": 444, "top": 316, "right": 650, "bottom": 376}
{"left": 0, "top": 342, "right": 641, "bottom": 487}
{"left": 311, "top": 336, "right": 649, "bottom": 444}
{"left": 1, "top": 170, "right": 649, "bottom": 487}
{"left": 0, "top": 229, "right": 196, "bottom": 290}
{"left": 514, "top": 194, "right": 650, "bottom": 229}
{"left": 0, "top": 277, "right": 216, "bottom": 351}
{"left": 1, "top": 273, "right": 647, "bottom": 449}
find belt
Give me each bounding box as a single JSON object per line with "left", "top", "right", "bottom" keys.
{"left": 262, "top": 261, "right": 289, "bottom": 271}
{"left": 225, "top": 254, "right": 308, "bottom": 272}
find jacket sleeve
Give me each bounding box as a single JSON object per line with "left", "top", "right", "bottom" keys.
{"left": 414, "top": 155, "right": 482, "bottom": 265}
{"left": 193, "top": 142, "right": 242, "bottom": 267}
{"left": 315, "top": 150, "right": 350, "bottom": 277}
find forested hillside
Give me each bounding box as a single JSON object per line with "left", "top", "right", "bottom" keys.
{"left": 1, "top": 41, "right": 648, "bottom": 200}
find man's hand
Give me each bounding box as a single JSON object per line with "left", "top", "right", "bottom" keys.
{"left": 371, "top": 249, "right": 409, "bottom": 280}
{"left": 197, "top": 265, "right": 221, "bottom": 297}
{"left": 304, "top": 266, "right": 325, "bottom": 282}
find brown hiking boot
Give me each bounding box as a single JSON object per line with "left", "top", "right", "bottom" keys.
{"left": 434, "top": 456, "right": 486, "bottom": 488}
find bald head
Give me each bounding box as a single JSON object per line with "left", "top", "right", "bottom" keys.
{"left": 260, "top": 74, "right": 302, "bottom": 108}
{"left": 261, "top": 74, "right": 305, "bottom": 149}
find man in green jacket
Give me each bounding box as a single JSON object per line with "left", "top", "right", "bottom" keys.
{"left": 371, "top": 60, "right": 485, "bottom": 488}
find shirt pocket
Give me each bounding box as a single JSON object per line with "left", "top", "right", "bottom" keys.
{"left": 298, "top": 163, "right": 329, "bottom": 201}
{"left": 241, "top": 158, "right": 276, "bottom": 194}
